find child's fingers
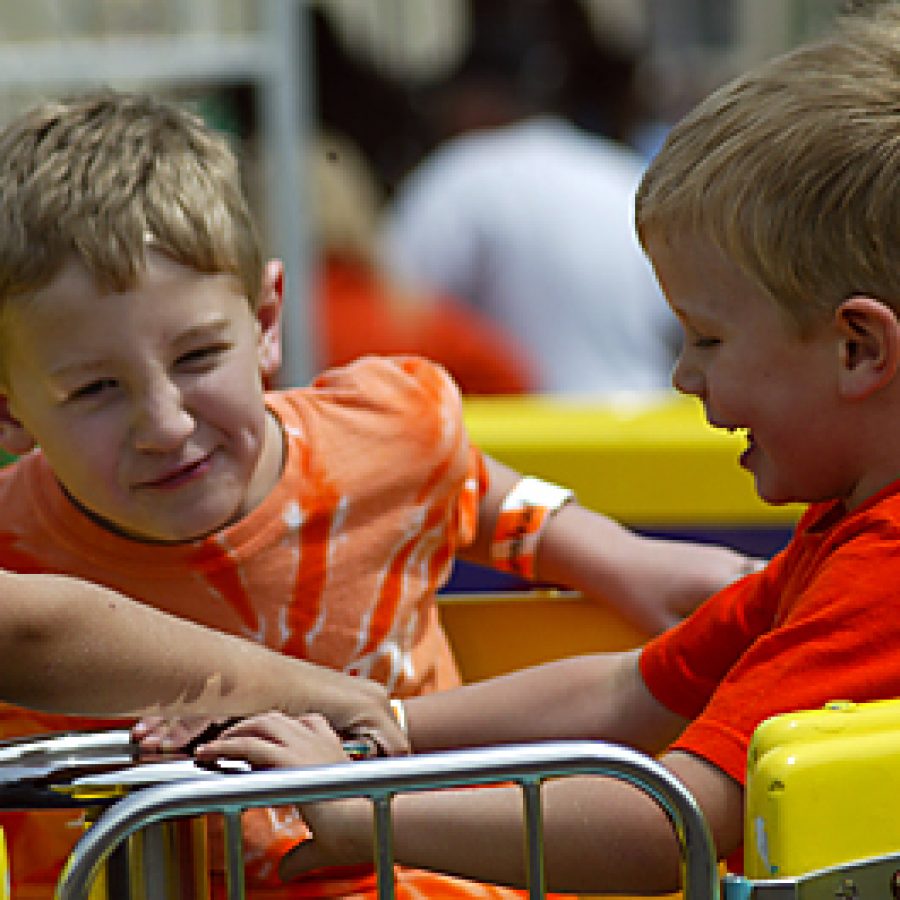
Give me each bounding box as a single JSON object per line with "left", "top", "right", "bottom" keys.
{"left": 193, "top": 734, "right": 306, "bottom": 770}
{"left": 194, "top": 712, "right": 349, "bottom": 769}
{"left": 133, "top": 716, "right": 221, "bottom": 754}
{"left": 132, "top": 716, "right": 163, "bottom": 737}
{"left": 223, "top": 711, "right": 343, "bottom": 746}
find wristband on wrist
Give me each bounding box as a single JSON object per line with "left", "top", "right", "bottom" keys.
{"left": 390, "top": 698, "right": 408, "bottom": 736}
{"left": 490, "top": 476, "right": 575, "bottom": 579}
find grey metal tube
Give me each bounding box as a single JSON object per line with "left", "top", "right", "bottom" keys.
{"left": 258, "top": 0, "right": 315, "bottom": 387}
{"left": 372, "top": 795, "right": 395, "bottom": 900}
{"left": 56, "top": 741, "right": 719, "bottom": 900}
{"left": 223, "top": 810, "right": 246, "bottom": 900}
{"left": 522, "top": 780, "right": 545, "bottom": 900}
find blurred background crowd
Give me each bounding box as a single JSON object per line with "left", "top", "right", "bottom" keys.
{"left": 0, "top": 0, "right": 859, "bottom": 395}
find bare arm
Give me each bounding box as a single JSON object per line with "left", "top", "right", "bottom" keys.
{"left": 460, "top": 455, "right": 762, "bottom": 633}
{"left": 197, "top": 714, "right": 741, "bottom": 895}
{"left": 403, "top": 648, "right": 685, "bottom": 754}
{"left": 291, "top": 751, "right": 741, "bottom": 894}
{"left": 0, "top": 570, "right": 406, "bottom": 754}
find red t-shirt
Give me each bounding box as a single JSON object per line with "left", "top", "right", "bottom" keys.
{"left": 640, "top": 479, "right": 900, "bottom": 869}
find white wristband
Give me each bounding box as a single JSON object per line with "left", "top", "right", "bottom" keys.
{"left": 390, "top": 698, "right": 408, "bottom": 736}
{"left": 491, "top": 476, "right": 575, "bottom": 579}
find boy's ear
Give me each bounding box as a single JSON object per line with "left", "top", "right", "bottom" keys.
{"left": 0, "top": 394, "right": 35, "bottom": 455}
{"left": 835, "top": 296, "right": 900, "bottom": 400}
{"left": 256, "top": 259, "right": 284, "bottom": 385}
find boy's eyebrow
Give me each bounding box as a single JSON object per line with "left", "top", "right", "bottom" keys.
{"left": 171, "top": 319, "right": 233, "bottom": 344}
{"left": 48, "top": 320, "right": 235, "bottom": 379}
{"left": 48, "top": 358, "right": 110, "bottom": 380}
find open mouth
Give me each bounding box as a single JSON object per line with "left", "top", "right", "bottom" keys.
{"left": 711, "top": 420, "right": 750, "bottom": 440}
{"left": 737, "top": 430, "right": 757, "bottom": 468}
{"left": 714, "top": 424, "right": 755, "bottom": 465}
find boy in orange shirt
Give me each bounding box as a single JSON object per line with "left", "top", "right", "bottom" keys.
{"left": 197, "top": 5, "right": 900, "bottom": 895}
{"left": 0, "top": 90, "right": 752, "bottom": 897}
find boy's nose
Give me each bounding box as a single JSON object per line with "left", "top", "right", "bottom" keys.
{"left": 131, "top": 381, "right": 194, "bottom": 451}
{"left": 671, "top": 354, "right": 704, "bottom": 397}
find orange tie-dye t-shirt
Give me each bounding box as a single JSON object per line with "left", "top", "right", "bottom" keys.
{"left": 0, "top": 356, "right": 523, "bottom": 900}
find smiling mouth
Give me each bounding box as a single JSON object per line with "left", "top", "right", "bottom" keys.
{"left": 138, "top": 453, "right": 214, "bottom": 489}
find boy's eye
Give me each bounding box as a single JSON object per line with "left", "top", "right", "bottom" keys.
{"left": 677, "top": 323, "right": 720, "bottom": 351}
{"left": 68, "top": 378, "right": 117, "bottom": 401}
{"left": 176, "top": 343, "right": 229, "bottom": 367}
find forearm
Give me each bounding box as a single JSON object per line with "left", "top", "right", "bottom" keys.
{"left": 197, "top": 713, "right": 687, "bottom": 893}
{"left": 536, "top": 503, "right": 758, "bottom": 632}
{"left": 463, "top": 455, "right": 760, "bottom": 634}
{"left": 0, "top": 572, "right": 398, "bottom": 741}
{"left": 194, "top": 718, "right": 735, "bottom": 893}
{"left": 289, "top": 771, "right": 688, "bottom": 893}
{"left": 403, "top": 649, "right": 685, "bottom": 754}
{"left": 283, "top": 753, "right": 741, "bottom": 892}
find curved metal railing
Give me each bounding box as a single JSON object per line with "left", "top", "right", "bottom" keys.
{"left": 56, "top": 740, "right": 719, "bottom": 900}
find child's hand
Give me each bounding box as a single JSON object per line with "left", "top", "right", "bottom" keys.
{"left": 192, "top": 711, "right": 351, "bottom": 770}
{"left": 132, "top": 716, "right": 231, "bottom": 755}
{"left": 194, "top": 712, "right": 375, "bottom": 875}
{"left": 317, "top": 677, "right": 410, "bottom": 758}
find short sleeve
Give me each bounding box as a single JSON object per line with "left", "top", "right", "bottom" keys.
{"left": 309, "top": 354, "right": 485, "bottom": 551}
{"left": 645, "top": 524, "right": 900, "bottom": 784}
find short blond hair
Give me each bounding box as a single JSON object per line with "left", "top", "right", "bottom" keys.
{"left": 635, "top": 4, "right": 900, "bottom": 331}
{"left": 0, "top": 90, "right": 263, "bottom": 309}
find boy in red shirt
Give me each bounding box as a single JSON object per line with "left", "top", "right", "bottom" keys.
{"left": 198, "top": 5, "right": 900, "bottom": 894}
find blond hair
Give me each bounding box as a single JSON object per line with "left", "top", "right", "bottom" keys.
{"left": 635, "top": 4, "right": 900, "bottom": 331}
{"left": 0, "top": 90, "right": 263, "bottom": 308}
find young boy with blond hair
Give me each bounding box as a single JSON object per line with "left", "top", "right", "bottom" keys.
{"left": 0, "top": 90, "right": 752, "bottom": 897}
{"left": 195, "top": 4, "right": 900, "bottom": 894}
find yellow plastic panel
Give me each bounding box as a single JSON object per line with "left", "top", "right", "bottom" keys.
{"left": 0, "top": 828, "right": 8, "bottom": 900}
{"left": 438, "top": 590, "right": 649, "bottom": 683}
{"left": 745, "top": 698, "right": 900, "bottom": 878}
{"left": 464, "top": 394, "right": 802, "bottom": 526}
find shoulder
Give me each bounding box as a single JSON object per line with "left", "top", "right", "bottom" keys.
{"left": 273, "top": 358, "right": 473, "bottom": 494}
{"left": 0, "top": 452, "right": 64, "bottom": 563}
{"left": 275, "top": 356, "right": 465, "bottom": 440}
{"left": 801, "top": 484, "right": 900, "bottom": 568}
{"left": 0, "top": 450, "right": 45, "bottom": 502}
{"left": 313, "top": 354, "right": 460, "bottom": 403}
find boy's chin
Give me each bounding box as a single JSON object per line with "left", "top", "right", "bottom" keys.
{"left": 752, "top": 478, "right": 801, "bottom": 508}
{"left": 64, "top": 487, "right": 240, "bottom": 543}
{"left": 95, "top": 511, "right": 238, "bottom": 544}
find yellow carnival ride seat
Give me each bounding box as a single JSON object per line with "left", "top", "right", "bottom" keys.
{"left": 6, "top": 394, "right": 883, "bottom": 899}
{"left": 0, "top": 692, "right": 893, "bottom": 899}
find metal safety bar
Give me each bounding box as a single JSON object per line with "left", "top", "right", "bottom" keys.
{"left": 56, "top": 740, "right": 720, "bottom": 900}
